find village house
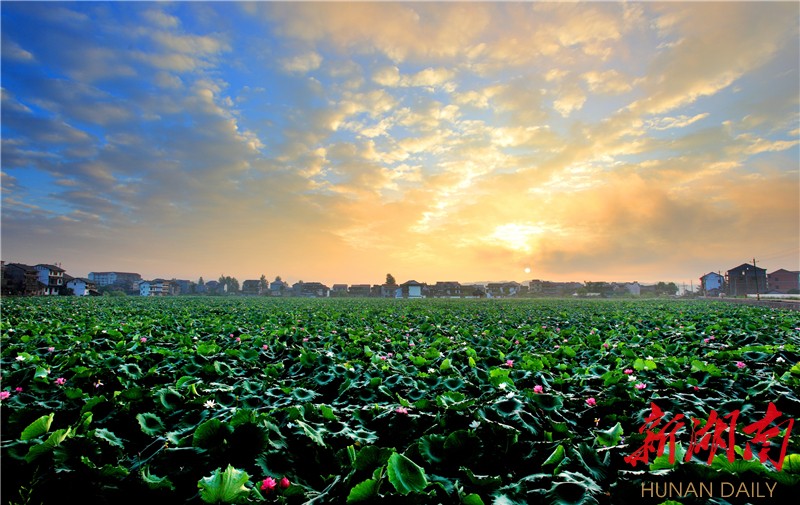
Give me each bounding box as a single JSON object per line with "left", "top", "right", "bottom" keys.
{"left": 726, "top": 264, "right": 767, "bottom": 296}
{"left": 486, "top": 281, "right": 522, "bottom": 298}
{"left": 88, "top": 271, "right": 142, "bottom": 290}
{"left": 292, "top": 281, "right": 330, "bottom": 297}
{"left": 400, "top": 280, "right": 425, "bottom": 298}
{"left": 65, "top": 275, "right": 98, "bottom": 296}
{"left": 35, "top": 264, "right": 65, "bottom": 295}
{"left": 241, "top": 279, "right": 263, "bottom": 295}
{"left": 348, "top": 284, "right": 371, "bottom": 297}
{"left": 766, "top": 269, "right": 800, "bottom": 294}
{"left": 139, "top": 279, "right": 175, "bottom": 296}
{"left": 269, "top": 278, "right": 289, "bottom": 296}
{"left": 431, "top": 281, "right": 462, "bottom": 298}
{"left": 700, "top": 272, "right": 725, "bottom": 296}
{"left": 2, "top": 263, "right": 45, "bottom": 296}
{"left": 331, "top": 284, "right": 349, "bottom": 297}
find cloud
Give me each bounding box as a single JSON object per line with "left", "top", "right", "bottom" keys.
{"left": 280, "top": 51, "right": 323, "bottom": 73}
{"left": 1, "top": 2, "right": 797, "bottom": 285}
{"left": 1, "top": 38, "right": 35, "bottom": 61}
{"left": 582, "top": 70, "right": 633, "bottom": 94}
{"left": 646, "top": 113, "right": 709, "bottom": 131}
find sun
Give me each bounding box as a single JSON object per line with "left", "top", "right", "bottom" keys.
{"left": 524, "top": 266, "right": 531, "bottom": 274}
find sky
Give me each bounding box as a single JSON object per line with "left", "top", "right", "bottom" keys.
{"left": 2, "top": 1, "right": 799, "bottom": 288}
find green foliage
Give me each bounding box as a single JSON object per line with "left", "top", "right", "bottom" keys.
{"left": 386, "top": 452, "right": 428, "bottom": 495}
{"left": 198, "top": 465, "right": 251, "bottom": 504}
{"left": 1, "top": 296, "right": 798, "bottom": 504}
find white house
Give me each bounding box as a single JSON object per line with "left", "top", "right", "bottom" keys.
{"left": 139, "top": 281, "right": 151, "bottom": 296}
{"left": 401, "top": 280, "right": 424, "bottom": 298}
{"left": 67, "top": 278, "right": 95, "bottom": 296}
{"left": 139, "top": 279, "right": 172, "bottom": 296}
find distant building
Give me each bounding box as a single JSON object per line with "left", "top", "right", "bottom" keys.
{"left": 726, "top": 264, "right": 767, "bottom": 296}
{"left": 462, "top": 284, "right": 487, "bottom": 298}
{"left": 331, "top": 284, "right": 348, "bottom": 297}
{"left": 35, "top": 264, "right": 65, "bottom": 295}
{"left": 269, "top": 279, "right": 288, "bottom": 296}
{"left": 204, "top": 280, "right": 223, "bottom": 295}
{"left": 700, "top": 272, "right": 725, "bottom": 296}
{"left": 529, "top": 280, "right": 583, "bottom": 297}
{"left": 432, "top": 281, "right": 462, "bottom": 298}
{"left": 767, "top": 269, "right": 800, "bottom": 294}
{"left": 291, "top": 281, "right": 330, "bottom": 297}
{"left": 140, "top": 279, "right": 174, "bottom": 296}
{"left": 400, "top": 280, "right": 425, "bottom": 298}
{"left": 241, "top": 280, "right": 263, "bottom": 295}
{"left": 88, "top": 271, "right": 142, "bottom": 290}
{"left": 624, "top": 282, "right": 641, "bottom": 296}
{"left": 348, "top": 284, "right": 371, "bottom": 297}
{"left": 2, "top": 263, "right": 45, "bottom": 296}
{"left": 486, "top": 282, "right": 522, "bottom": 298}
{"left": 66, "top": 276, "right": 97, "bottom": 296}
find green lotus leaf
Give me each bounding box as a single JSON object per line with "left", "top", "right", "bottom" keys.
{"left": 142, "top": 466, "right": 175, "bottom": 491}
{"left": 136, "top": 413, "right": 166, "bottom": 436}
{"left": 193, "top": 418, "right": 230, "bottom": 449}
{"left": 347, "top": 478, "right": 379, "bottom": 503}
{"left": 20, "top": 413, "right": 54, "bottom": 441}
{"left": 386, "top": 452, "right": 428, "bottom": 495}
{"left": 595, "top": 422, "right": 624, "bottom": 447}
{"left": 94, "top": 428, "right": 125, "bottom": 448}
{"left": 198, "top": 465, "right": 251, "bottom": 504}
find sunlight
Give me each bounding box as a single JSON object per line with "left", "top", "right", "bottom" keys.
{"left": 490, "top": 223, "right": 545, "bottom": 253}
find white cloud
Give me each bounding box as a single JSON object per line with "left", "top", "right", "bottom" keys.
{"left": 646, "top": 113, "right": 709, "bottom": 130}
{"left": 281, "top": 51, "right": 323, "bottom": 73}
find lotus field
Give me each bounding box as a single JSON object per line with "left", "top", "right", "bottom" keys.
{"left": 1, "top": 297, "right": 799, "bottom": 504}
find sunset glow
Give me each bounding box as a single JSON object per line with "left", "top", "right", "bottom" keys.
{"left": 2, "top": 1, "right": 798, "bottom": 286}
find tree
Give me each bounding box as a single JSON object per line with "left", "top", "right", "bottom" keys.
{"left": 386, "top": 273, "right": 397, "bottom": 286}
{"left": 198, "top": 277, "right": 205, "bottom": 286}
{"left": 259, "top": 274, "right": 268, "bottom": 293}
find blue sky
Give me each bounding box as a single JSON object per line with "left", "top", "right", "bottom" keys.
{"left": 2, "top": 1, "right": 798, "bottom": 286}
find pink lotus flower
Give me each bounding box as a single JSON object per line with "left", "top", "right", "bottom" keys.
{"left": 624, "top": 369, "right": 633, "bottom": 374}
{"left": 533, "top": 385, "right": 544, "bottom": 393}
{"left": 302, "top": 338, "right": 309, "bottom": 342}
{"left": 140, "top": 337, "right": 147, "bottom": 343}
{"left": 396, "top": 407, "right": 408, "bottom": 414}
{"left": 55, "top": 377, "right": 66, "bottom": 386}
{"left": 515, "top": 340, "right": 520, "bottom": 344}
{"left": 48, "top": 347, "right": 55, "bottom": 352}
{"left": 586, "top": 397, "right": 597, "bottom": 407}
{"left": 279, "top": 477, "right": 290, "bottom": 489}
{"left": 15, "top": 387, "right": 23, "bottom": 392}
{"left": 409, "top": 342, "right": 415, "bottom": 347}
{"left": 380, "top": 356, "right": 387, "bottom": 360}
{"left": 262, "top": 344, "right": 268, "bottom": 350}
{"left": 0, "top": 391, "right": 10, "bottom": 400}
{"left": 603, "top": 343, "right": 609, "bottom": 349}
{"left": 736, "top": 361, "right": 746, "bottom": 369}
{"left": 261, "top": 477, "right": 277, "bottom": 493}
{"left": 635, "top": 383, "right": 647, "bottom": 390}
{"left": 505, "top": 359, "right": 514, "bottom": 367}
{"left": 704, "top": 338, "right": 709, "bottom": 343}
